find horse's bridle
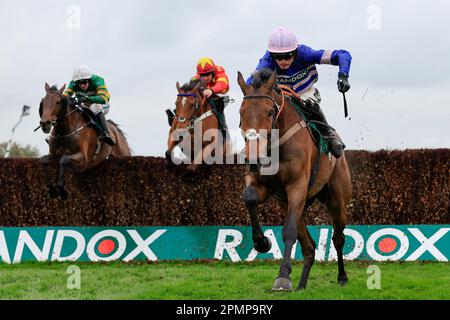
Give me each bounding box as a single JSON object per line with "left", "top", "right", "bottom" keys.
{"left": 241, "top": 94, "right": 281, "bottom": 142}
{"left": 38, "top": 91, "right": 90, "bottom": 139}
{"left": 175, "top": 93, "right": 213, "bottom": 129}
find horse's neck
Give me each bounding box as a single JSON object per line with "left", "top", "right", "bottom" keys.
{"left": 196, "top": 100, "right": 211, "bottom": 117}
{"left": 54, "top": 100, "right": 83, "bottom": 135}
{"left": 200, "top": 98, "right": 211, "bottom": 113}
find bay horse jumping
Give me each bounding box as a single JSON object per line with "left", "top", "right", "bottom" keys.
{"left": 165, "top": 79, "right": 230, "bottom": 172}
{"left": 39, "top": 83, "right": 131, "bottom": 199}
{"left": 237, "top": 69, "right": 352, "bottom": 291}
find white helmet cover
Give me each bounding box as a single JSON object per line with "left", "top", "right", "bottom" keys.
{"left": 72, "top": 65, "right": 92, "bottom": 81}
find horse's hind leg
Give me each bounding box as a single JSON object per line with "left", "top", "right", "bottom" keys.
{"left": 319, "top": 185, "right": 350, "bottom": 286}
{"left": 330, "top": 204, "right": 348, "bottom": 286}
{"left": 296, "top": 216, "right": 316, "bottom": 290}
{"left": 321, "top": 158, "right": 352, "bottom": 286}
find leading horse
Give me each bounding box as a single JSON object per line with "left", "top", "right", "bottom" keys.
{"left": 39, "top": 83, "right": 131, "bottom": 199}
{"left": 237, "top": 69, "right": 352, "bottom": 291}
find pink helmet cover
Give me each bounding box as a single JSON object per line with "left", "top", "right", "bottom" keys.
{"left": 268, "top": 27, "right": 299, "bottom": 53}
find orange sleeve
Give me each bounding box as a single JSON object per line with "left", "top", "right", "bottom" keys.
{"left": 210, "top": 66, "right": 229, "bottom": 94}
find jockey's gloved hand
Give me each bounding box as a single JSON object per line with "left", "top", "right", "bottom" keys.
{"left": 337, "top": 73, "right": 351, "bottom": 93}
{"left": 203, "top": 89, "right": 213, "bottom": 98}
{"left": 78, "top": 96, "right": 90, "bottom": 104}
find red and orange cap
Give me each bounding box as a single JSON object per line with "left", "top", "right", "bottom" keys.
{"left": 196, "top": 57, "right": 215, "bottom": 74}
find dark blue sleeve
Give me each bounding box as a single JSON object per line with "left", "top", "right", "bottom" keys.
{"left": 300, "top": 45, "right": 352, "bottom": 77}
{"left": 331, "top": 50, "right": 352, "bottom": 76}
{"left": 246, "top": 51, "right": 275, "bottom": 85}
{"left": 298, "top": 45, "right": 324, "bottom": 64}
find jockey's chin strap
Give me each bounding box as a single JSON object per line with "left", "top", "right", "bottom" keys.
{"left": 176, "top": 93, "right": 213, "bottom": 128}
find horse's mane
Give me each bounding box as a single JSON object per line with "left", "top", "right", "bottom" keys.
{"left": 250, "top": 68, "right": 276, "bottom": 88}
{"left": 49, "top": 84, "right": 60, "bottom": 91}
{"left": 180, "top": 78, "right": 201, "bottom": 91}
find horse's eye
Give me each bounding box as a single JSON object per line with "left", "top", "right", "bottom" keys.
{"left": 56, "top": 101, "right": 61, "bottom": 105}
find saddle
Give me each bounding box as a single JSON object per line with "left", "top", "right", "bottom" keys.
{"left": 284, "top": 95, "right": 329, "bottom": 155}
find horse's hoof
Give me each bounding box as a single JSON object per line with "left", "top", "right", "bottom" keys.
{"left": 338, "top": 274, "right": 348, "bottom": 287}
{"left": 59, "top": 187, "right": 69, "bottom": 201}
{"left": 254, "top": 236, "right": 272, "bottom": 253}
{"left": 272, "top": 277, "right": 293, "bottom": 292}
{"left": 47, "top": 185, "right": 59, "bottom": 199}
{"left": 40, "top": 155, "right": 50, "bottom": 165}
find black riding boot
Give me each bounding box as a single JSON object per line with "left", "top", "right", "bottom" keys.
{"left": 95, "top": 112, "right": 115, "bottom": 147}
{"left": 304, "top": 100, "right": 345, "bottom": 158}
{"left": 166, "top": 109, "right": 175, "bottom": 126}
{"left": 209, "top": 97, "right": 229, "bottom": 141}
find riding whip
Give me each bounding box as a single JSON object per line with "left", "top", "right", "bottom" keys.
{"left": 342, "top": 92, "right": 348, "bottom": 118}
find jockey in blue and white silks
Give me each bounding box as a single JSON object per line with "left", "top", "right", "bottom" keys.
{"left": 246, "top": 27, "right": 352, "bottom": 158}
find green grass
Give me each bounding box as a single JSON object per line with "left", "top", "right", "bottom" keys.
{"left": 0, "top": 261, "right": 448, "bottom": 300}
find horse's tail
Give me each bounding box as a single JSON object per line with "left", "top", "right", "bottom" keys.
{"left": 107, "top": 120, "right": 133, "bottom": 155}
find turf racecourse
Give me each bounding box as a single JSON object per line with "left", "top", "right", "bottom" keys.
{"left": 0, "top": 261, "right": 448, "bottom": 300}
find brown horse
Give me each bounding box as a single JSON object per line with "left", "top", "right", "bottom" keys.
{"left": 165, "top": 79, "right": 229, "bottom": 172}
{"left": 39, "top": 83, "right": 131, "bottom": 199}
{"left": 237, "top": 69, "right": 352, "bottom": 291}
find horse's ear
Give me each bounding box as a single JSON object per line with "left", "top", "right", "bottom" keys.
{"left": 262, "top": 71, "right": 277, "bottom": 93}
{"left": 39, "top": 99, "right": 43, "bottom": 118}
{"left": 176, "top": 82, "right": 181, "bottom": 93}
{"left": 59, "top": 83, "right": 66, "bottom": 94}
{"left": 45, "top": 83, "right": 51, "bottom": 93}
{"left": 237, "top": 71, "right": 249, "bottom": 95}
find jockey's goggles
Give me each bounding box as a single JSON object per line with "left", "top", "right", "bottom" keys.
{"left": 199, "top": 72, "right": 213, "bottom": 77}
{"left": 76, "top": 79, "right": 90, "bottom": 85}
{"left": 271, "top": 50, "right": 296, "bottom": 61}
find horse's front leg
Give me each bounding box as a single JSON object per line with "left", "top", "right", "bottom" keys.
{"left": 273, "top": 179, "right": 308, "bottom": 291}
{"left": 165, "top": 133, "right": 178, "bottom": 167}
{"left": 242, "top": 174, "right": 271, "bottom": 253}
{"left": 40, "top": 154, "right": 58, "bottom": 199}
{"left": 56, "top": 152, "right": 87, "bottom": 200}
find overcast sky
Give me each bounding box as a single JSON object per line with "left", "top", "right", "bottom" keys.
{"left": 1, "top": 0, "right": 449, "bottom": 157}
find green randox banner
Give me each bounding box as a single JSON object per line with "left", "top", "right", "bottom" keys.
{"left": 0, "top": 225, "right": 449, "bottom": 263}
